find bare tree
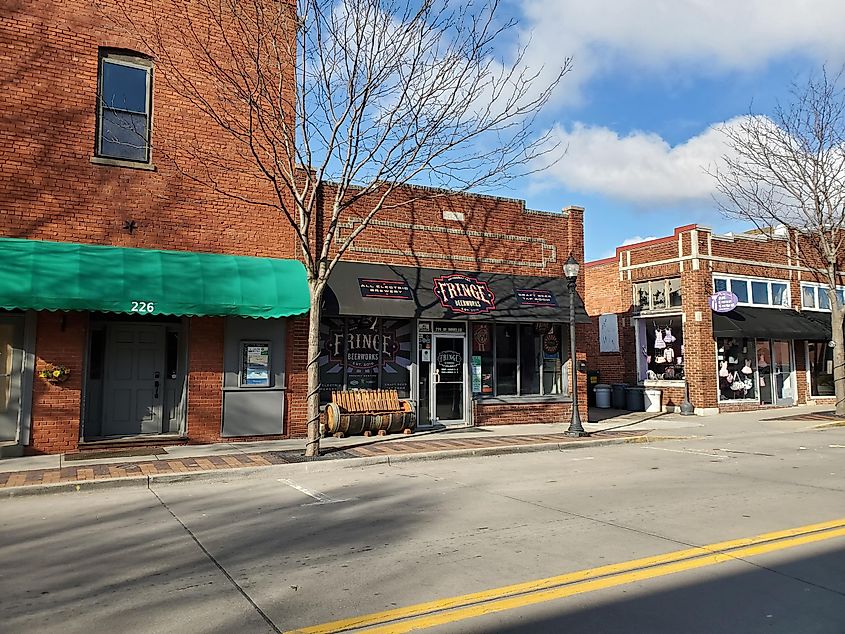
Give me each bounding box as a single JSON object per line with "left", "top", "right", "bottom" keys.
{"left": 112, "top": 0, "right": 570, "bottom": 454}
{"left": 712, "top": 69, "right": 845, "bottom": 416}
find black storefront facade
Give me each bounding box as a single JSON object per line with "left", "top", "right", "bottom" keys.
{"left": 320, "top": 262, "right": 590, "bottom": 428}
{"left": 710, "top": 306, "right": 833, "bottom": 407}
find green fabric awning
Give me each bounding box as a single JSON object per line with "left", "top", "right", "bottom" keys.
{"left": 0, "top": 237, "right": 310, "bottom": 318}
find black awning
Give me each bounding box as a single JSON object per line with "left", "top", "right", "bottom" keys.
{"left": 712, "top": 306, "right": 831, "bottom": 340}
{"left": 324, "top": 261, "right": 590, "bottom": 322}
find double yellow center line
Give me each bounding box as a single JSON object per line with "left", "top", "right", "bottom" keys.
{"left": 288, "top": 517, "right": 845, "bottom": 633}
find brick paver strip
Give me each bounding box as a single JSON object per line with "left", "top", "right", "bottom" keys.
{"left": 0, "top": 431, "right": 650, "bottom": 490}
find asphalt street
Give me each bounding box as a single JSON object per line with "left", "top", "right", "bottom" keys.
{"left": 1, "top": 420, "right": 844, "bottom": 633}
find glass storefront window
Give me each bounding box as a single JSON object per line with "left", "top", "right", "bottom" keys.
{"left": 471, "top": 323, "right": 566, "bottom": 397}
{"left": 717, "top": 337, "right": 757, "bottom": 401}
{"left": 751, "top": 281, "right": 768, "bottom": 304}
{"left": 495, "top": 324, "right": 518, "bottom": 395}
{"left": 808, "top": 341, "right": 835, "bottom": 396}
{"left": 731, "top": 279, "right": 749, "bottom": 303}
{"left": 668, "top": 278, "right": 682, "bottom": 307}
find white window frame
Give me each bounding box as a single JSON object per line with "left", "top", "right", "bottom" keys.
{"left": 799, "top": 282, "right": 845, "bottom": 312}
{"left": 632, "top": 278, "right": 682, "bottom": 313}
{"left": 712, "top": 275, "right": 791, "bottom": 309}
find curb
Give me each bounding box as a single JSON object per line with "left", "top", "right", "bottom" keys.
{"left": 1, "top": 433, "right": 654, "bottom": 498}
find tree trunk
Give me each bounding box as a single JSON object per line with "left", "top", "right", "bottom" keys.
{"left": 304, "top": 279, "right": 325, "bottom": 457}
{"left": 831, "top": 294, "right": 845, "bottom": 417}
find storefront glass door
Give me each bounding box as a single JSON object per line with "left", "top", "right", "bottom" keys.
{"left": 757, "top": 340, "right": 794, "bottom": 406}
{"left": 433, "top": 334, "right": 466, "bottom": 424}
{"left": 771, "top": 340, "right": 795, "bottom": 406}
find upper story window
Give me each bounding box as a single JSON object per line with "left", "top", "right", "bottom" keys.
{"left": 713, "top": 276, "right": 789, "bottom": 308}
{"left": 800, "top": 283, "right": 845, "bottom": 311}
{"left": 633, "top": 278, "right": 681, "bottom": 312}
{"left": 96, "top": 50, "right": 153, "bottom": 163}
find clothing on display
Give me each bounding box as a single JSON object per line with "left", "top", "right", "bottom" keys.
{"left": 654, "top": 328, "right": 666, "bottom": 349}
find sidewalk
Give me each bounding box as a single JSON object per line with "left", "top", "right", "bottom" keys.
{"left": 2, "top": 404, "right": 837, "bottom": 496}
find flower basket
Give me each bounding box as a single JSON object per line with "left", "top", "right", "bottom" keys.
{"left": 38, "top": 365, "right": 71, "bottom": 384}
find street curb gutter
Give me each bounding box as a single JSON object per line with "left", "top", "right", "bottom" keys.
{"left": 1, "top": 433, "right": 656, "bottom": 498}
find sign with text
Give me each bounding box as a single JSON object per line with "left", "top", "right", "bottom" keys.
{"left": 515, "top": 289, "right": 558, "bottom": 307}
{"left": 432, "top": 273, "right": 496, "bottom": 314}
{"left": 709, "top": 291, "right": 739, "bottom": 313}
{"left": 358, "top": 278, "right": 413, "bottom": 300}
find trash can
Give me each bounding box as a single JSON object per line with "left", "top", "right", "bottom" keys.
{"left": 625, "top": 386, "right": 645, "bottom": 412}
{"left": 644, "top": 388, "right": 663, "bottom": 413}
{"left": 594, "top": 384, "right": 612, "bottom": 409}
{"left": 611, "top": 383, "right": 627, "bottom": 409}
{"left": 587, "top": 371, "right": 600, "bottom": 407}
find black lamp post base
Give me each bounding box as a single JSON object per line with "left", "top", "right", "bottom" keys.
{"left": 564, "top": 428, "right": 590, "bottom": 437}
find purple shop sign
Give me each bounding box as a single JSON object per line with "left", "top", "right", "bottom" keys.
{"left": 709, "top": 290, "right": 739, "bottom": 313}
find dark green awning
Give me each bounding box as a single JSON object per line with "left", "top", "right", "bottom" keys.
{"left": 0, "top": 238, "right": 310, "bottom": 318}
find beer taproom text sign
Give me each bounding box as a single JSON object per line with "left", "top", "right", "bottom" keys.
{"left": 433, "top": 274, "right": 496, "bottom": 314}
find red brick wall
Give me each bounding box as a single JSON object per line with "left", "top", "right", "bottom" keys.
{"left": 0, "top": 0, "right": 298, "bottom": 260}
{"left": 186, "top": 317, "right": 223, "bottom": 443}
{"left": 285, "top": 316, "right": 309, "bottom": 437}
{"left": 29, "top": 312, "right": 87, "bottom": 454}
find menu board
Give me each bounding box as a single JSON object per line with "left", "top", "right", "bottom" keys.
{"left": 241, "top": 341, "right": 271, "bottom": 387}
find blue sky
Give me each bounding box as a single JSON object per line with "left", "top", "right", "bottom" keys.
{"left": 484, "top": 0, "right": 845, "bottom": 261}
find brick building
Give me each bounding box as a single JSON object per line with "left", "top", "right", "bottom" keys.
{"left": 0, "top": 1, "right": 588, "bottom": 455}
{"left": 585, "top": 224, "right": 837, "bottom": 414}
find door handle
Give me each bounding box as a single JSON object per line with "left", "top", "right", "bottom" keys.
{"left": 154, "top": 380, "right": 160, "bottom": 399}
{"left": 434, "top": 369, "right": 441, "bottom": 384}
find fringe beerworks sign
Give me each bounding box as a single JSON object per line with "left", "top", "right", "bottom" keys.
{"left": 433, "top": 273, "right": 496, "bottom": 315}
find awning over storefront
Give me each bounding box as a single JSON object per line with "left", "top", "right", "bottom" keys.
{"left": 0, "top": 237, "right": 310, "bottom": 318}
{"left": 711, "top": 306, "right": 831, "bottom": 340}
{"left": 323, "top": 261, "right": 590, "bottom": 322}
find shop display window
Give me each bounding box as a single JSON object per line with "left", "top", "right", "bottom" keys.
{"left": 808, "top": 341, "right": 835, "bottom": 396}
{"left": 717, "top": 337, "right": 757, "bottom": 401}
{"left": 636, "top": 318, "right": 684, "bottom": 381}
{"left": 472, "top": 323, "right": 565, "bottom": 397}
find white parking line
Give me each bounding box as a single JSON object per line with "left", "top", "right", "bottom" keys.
{"left": 642, "top": 446, "right": 727, "bottom": 459}
{"left": 278, "top": 478, "right": 351, "bottom": 505}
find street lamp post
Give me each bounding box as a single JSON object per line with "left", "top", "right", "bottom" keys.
{"left": 563, "top": 254, "right": 588, "bottom": 437}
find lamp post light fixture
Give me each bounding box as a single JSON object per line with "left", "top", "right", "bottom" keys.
{"left": 563, "top": 254, "right": 588, "bottom": 437}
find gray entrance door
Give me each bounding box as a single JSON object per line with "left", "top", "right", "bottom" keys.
{"left": 102, "top": 324, "right": 165, "bottom": 436}
{"left": 0, "top": 316, "right": 24, "bottom": 442}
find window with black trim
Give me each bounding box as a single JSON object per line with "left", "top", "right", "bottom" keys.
{"left": 471, "top": 322, "right": 567, "bottom": 397}
{"left": 96, "top": 50, "right": 153, "bottom": 163}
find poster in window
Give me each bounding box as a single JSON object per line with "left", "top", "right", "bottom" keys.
{"left": 599, "top": 314, "right": 619, "bottom": 352}
{"left": 344, "top": 316, "right": 380, "bottom": 390}
{"left": 471, "top": 355, "right": 482, "bottom": 393}
{"left": 542, "top": 328, "right": 560, "bottom": 358}
{"left": 319, "top": 316, "right": 346, "bottom": 401}
{"left": 241, "top": 342, "right": 271, "bottom": 387}
{"left": 380, "top": 318, "right": 412, "bottom": 396}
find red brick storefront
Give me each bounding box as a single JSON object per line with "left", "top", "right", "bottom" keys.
{"left": 1, "top": 1, "right": 589, "bottom": 455}
{"left": 585, "top": 225, "right": 837, "bottom": 414}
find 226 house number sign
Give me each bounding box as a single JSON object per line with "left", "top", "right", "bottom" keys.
{"left": 130, "top": 301, "right": 156, "bottom": 314}
{"left": 433, "top": 274, "right": 496, "bottom": 315}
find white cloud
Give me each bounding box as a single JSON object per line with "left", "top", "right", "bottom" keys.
{"left": 600, "top": 235, "right": 658, "bottom": 258}
{"left": 516, "top": 0, "right": 845, "bottom": 104}
{"left": 621, "top": 236, "right": 658, "bottom": 246}
{"left": 536, "top": 117, "right": 749, "bottom": 205}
